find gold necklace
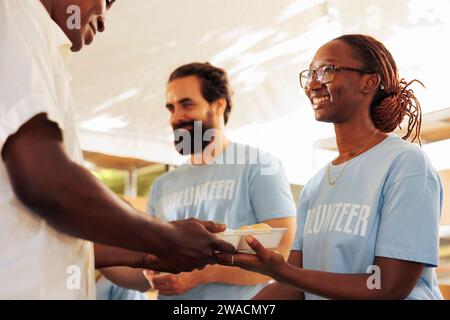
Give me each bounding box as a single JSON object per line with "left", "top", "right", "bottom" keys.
{"left": 327, "top": 130, "right": 379, "bottom": 186}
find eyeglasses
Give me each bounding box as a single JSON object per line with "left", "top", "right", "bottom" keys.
{"left": 299, "top": 65, "right": 374, "bottom": 89}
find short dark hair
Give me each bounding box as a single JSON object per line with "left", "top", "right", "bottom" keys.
{"left": 168, "top": 62, "right": 233, "bottom": 125}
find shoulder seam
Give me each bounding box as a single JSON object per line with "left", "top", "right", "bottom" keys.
{"left": 386, "top": 174, "right": 439, "bottom": 190}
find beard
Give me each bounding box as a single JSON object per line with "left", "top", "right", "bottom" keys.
{"left": 172, "top": 120, "right": 215, "bottom": 156}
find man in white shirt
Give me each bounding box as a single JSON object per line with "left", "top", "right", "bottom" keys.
{"left": 0, "top": 0, "right": 234, "bottom": 299}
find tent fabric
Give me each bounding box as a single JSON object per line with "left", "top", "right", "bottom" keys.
{"left": 69, "top": 0, "right": 450, "bottom": 184}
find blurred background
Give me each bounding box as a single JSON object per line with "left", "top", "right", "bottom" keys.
{"left": 67, "top": 0, "right": 450, "bottom": 297}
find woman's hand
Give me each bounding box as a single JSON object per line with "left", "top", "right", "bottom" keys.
{"left": 215, "top": 236, "right": 287, "bottom": 280}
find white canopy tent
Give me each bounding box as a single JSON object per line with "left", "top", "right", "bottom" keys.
{"left": 69, "top": 0, "right": 450, "bottom": 184}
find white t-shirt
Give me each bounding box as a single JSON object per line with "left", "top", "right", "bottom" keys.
{"left": 0, "top": 0, "right": 95, "bottom": 299}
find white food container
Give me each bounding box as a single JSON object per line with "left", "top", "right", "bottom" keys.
{"left": 217, "top": 228, "right": 287, "bottom": 252}
{"left": 216, "top": 232, "right": 241, "bottom": 249}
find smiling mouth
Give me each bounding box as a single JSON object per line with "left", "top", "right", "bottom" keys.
{"left": 174, "top": 124, "right": 194, "bottom": 131}
{"left": 312, "top": 96, "right": 330, "bottom": 105}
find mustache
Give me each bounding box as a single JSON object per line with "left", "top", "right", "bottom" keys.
{"left": 172, "top": 120, "right": 197, "bottom": 131}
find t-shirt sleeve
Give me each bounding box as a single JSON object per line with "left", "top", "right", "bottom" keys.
{"left": 0, "top": 14, "right": 65, "bottom": 152}
{"left": 375, "top": 167, "right": 443, "bottom": 267}
{"left": 147, "top": 180, "right": 159, "bottom": 217}
{"left": 249, "top": 157, "right": 296, "bottom": 222}
{"left": 291, "top": 189, "right": 309, "bottom": 251}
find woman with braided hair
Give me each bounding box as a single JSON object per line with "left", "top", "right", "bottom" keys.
{"left": 217, "top": 34, "right": 443, "bottom": 299}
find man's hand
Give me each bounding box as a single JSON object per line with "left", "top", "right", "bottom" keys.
{"left": 2, "top": 114, "right": 231, "bottom": 274}
{"left": 95, "top": 219, "right": 236, "bottom": 273}
{"left": 155, "top": 218, "right": 236, "bottom": 273}
{"left": 216, "top": 236, "right": 287, "bottom": 279}
{"left": 145, "top": 271, "right": 201, "bottom": 296}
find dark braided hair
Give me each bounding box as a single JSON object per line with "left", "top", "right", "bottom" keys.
{"left": 168, "top": 62, "right": 233, "bottom": 125}
{"left": 335, "top": 34, "right": 423, "bottom": 144}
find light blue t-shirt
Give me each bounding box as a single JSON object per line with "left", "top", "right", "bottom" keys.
{"left": 96, "top": 278, "right": 148, "bottom": 300}
{"left": 292, "top": 134, "right": 443, "bottom": 300}
{"left": 148, "top": 142, "right": 296, "bottom": 300}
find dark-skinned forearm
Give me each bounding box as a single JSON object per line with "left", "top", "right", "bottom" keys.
{"left": 253, "top": 282, "right": 305, "bottom": 300}
{"left": 94, "top": 243, "right": 154, "bottom": 269}
{"left": 21, "top": 159, "right": 173, "bottom": 257}
{"left": 275, "top": 263, "right": 403, "bottom": 300}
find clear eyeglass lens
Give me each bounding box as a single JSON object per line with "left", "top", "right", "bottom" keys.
{"left": 317, "top": 66, "right": 334, "bottom": 84}
{"left": 300, "top": 71, "right": 311, "bottom": 88}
